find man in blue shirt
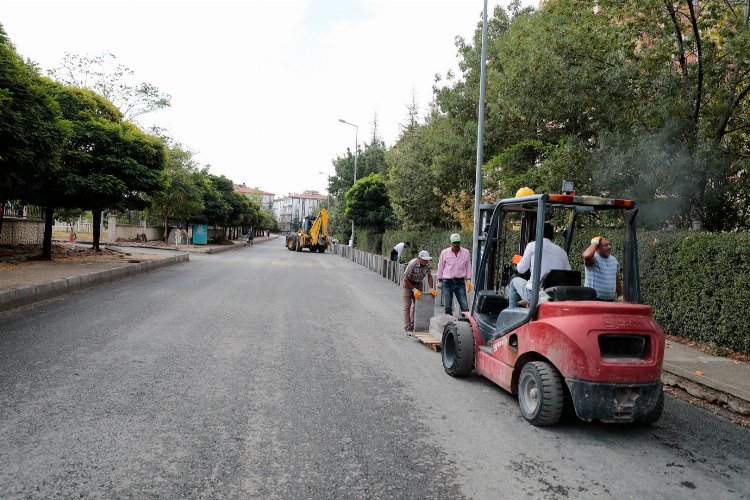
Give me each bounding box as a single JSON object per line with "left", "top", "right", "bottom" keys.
{"left": 583, "top": 236, "right": 622, "bottom": 301}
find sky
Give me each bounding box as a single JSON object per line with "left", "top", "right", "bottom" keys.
{"left": 1, "top": 0, "right": 531, "bottom": 198}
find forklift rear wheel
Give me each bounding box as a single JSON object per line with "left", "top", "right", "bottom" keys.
{"left": 287, "top": 238, "right": 294, "bottom": 251}
{"left": 296, "top": 238, "right": 302, "bottom": 252}
{"left": 442, "top": 321, "right": 475, "bottom": 377}
{"left": 518, "top": 361, "right": 564, "bottom": 426}
{"left": 639, "top": 386, "right": 664, "bottom": 425}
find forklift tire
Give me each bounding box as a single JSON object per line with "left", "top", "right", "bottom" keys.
{"left": 442, "top": 321, "right": 475, "bottom": 377}
{"left": 639, "top": 386, "right": 664, "bottom": 425}
{"left": 317, "top": 245, "right": 326, "bottom": 253}
{"left": 518, "top": 361, "right": 564, "bottom": 426}
{"left": 296, "top": 238, "right": 302, "bottom": 252}
{"left": 287, "top": 237, "right": 294, "bottom": 251}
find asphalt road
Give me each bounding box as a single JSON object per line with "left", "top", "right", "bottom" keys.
{"left": 1, "top": 241, "right": 748, "bottom": 499}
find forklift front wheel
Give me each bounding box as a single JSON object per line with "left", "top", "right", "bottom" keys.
{"left": 442, "top": 321, "right": 475, "bottom": 377}
{"left": 518, "top": 361, "right": 564, "bottom": 426}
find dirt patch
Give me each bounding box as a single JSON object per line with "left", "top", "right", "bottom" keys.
{"left": 0, "top": 243, "right": 122, "bottom": 263}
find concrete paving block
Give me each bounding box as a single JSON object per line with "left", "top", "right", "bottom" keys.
{"left": 18, "top": 287, "right": 35, "bottom": 306}
{"left": 78, "top": 273, "right": 95, "bottom": 289}
{"left": 66, "top": 276, "right": 82, "bottom": 293}
{"left": 430, "top": 313, "right": 456, "bottom": 339}
{"left": 34, "top": 282, "right": 53, "bottom": 300}
{"left": 107, "top": 267, "right": 124, "bottom": 280}
{"left": 50, "top": 279, "right": 68, "bottom": 294}
{"left": 413, "top": 293, "right": 436, "bottom": 333}
{"left": 0, "top": 288, "right": 22, "bottom": 309}
{"left": 94, "top": 270, "right": 112, "bottom": 284}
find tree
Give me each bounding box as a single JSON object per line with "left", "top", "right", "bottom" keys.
{"left": 39, "top": 83, "right": 166, "bottom": 255}
{"left": 146, "top": 140, "right": 204, "bottom": 240}
{"left": 48, "top": 52, "right": 171, "bottom": 122}
{"left": 488, "top": 1, "right": 750, "bottom": 230}
{"left": 345, "top": 173, "right": 393, "bottom": 231}
{"left": 192, "top": 173, "right": 232, "bottom": 229}
{"left": 0, "top": 24, "right": 70, "bottom": 235}
{"left": 386, "top": 120, "right": 449, "bottom": 229}
{"left": 327, "top": 121, "right": 389, "bottom": 238}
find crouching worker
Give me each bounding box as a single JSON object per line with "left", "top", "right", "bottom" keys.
{"left": 583, "top": 236, "right": 622, "bottom": 301}
{"left": 402, "top": 250, "right": 437, "bottom": 333}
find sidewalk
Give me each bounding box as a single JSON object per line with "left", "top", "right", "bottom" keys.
{"left": 0, "top": 235, "right": 279, "bottom": 312}
{"left": 662, "top": 340, "right": 750, "bottom": 416}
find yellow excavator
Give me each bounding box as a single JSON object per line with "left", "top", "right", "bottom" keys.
{"left": 286, "top": 208, "right": 330, "bottom": 253}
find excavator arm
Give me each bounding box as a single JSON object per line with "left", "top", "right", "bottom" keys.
{"left": 309, "top": 208, "right": 329, "bottom": 246}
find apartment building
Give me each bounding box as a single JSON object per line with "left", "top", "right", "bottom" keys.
{"left": 274, "top": 191, "right": 327, "bottom": 233}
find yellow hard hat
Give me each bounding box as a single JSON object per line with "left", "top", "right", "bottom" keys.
{"left": 515, "top": 187, "right": 535, "bottom": 197}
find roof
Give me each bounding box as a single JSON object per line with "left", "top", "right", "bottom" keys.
{"left": 234, "top": 185, "right": 275, "bottom": 196}
{"left": 285, "top": 192, "right": 327, "bottom": 201}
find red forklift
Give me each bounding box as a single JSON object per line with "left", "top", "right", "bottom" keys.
{"left": 441, "top": 189, "right": 665, "bottom": 426}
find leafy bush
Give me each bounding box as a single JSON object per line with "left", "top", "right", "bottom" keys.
{"left": 639, "top": 231, "right": 750, "bottom": 354}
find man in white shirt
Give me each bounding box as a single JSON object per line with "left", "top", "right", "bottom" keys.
{"left": 509, "top": 223, "right": 571, "bottom": 308}
{"left": 390, "top": 241, "right": 409, "bottom": 262}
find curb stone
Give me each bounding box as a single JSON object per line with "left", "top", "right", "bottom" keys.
{"left": 0, "top": 253, "right": 189, "bottom": 313}
{"left": 662, "top": 371, "right": 750, "bottom": 416}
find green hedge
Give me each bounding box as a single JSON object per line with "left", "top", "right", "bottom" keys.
{"left": 639, "top": 231, "right": 750, "bottom": 355}
{"left": 358, "top": 228, "right": 750, "bottom": 354}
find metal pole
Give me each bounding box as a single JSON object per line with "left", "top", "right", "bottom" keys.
{"left": 338, "top": 118, "right": 358, "bottom": 247}
{"left": 472, "top": 0, "right": 489, "bottom": 280}
{"left": 352, "top": 125, "right": 358, "bottom": 247}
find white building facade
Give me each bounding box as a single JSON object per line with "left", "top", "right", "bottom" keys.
{"left": 275, "top": 191, "right": 327, "bottom": 233}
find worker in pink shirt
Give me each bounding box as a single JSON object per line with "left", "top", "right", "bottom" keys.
{"left": 437, "top": 233, "right": 472, "bottom": 317}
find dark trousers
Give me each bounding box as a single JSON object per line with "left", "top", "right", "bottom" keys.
{"left": 443, "top": 279, "right": 468, "bottom": 316}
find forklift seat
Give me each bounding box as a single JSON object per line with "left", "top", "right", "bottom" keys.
{"left": 476, "top": 290, "right": 508, "bottom": 315}
{"left": 545, "top": 286, "right": 597, "bottom": 302}
{"left": 541, "top": 269, "right": 581, "bottom": 289}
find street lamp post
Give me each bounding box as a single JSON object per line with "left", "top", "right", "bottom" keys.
{"left": 338, "top": 118, "right": 358, "bottom": 247}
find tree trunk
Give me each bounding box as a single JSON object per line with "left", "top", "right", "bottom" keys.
{"left": 689, "top": 170, "right": 707, "bottom": 231}
{"left": 163, "top": 214, "right": 169, "bottom": 241}
{"left": 92, "top": 210, "right": 102, "bottom": 252}
{"left": 0, "top": 200, "right": 5, "bottom": 236}
{"left": 42, "top": 205, "right": 54, "bottom": 260}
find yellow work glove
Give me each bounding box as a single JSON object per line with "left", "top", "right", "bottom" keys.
{"left": 413, "top": 289, "right": 422, "bottom": 300}
{"left": 466, "top": 282, "right": 472, "bottom": 293}
{"left": 591, "top": 236, "right": 602, "bottom": 245}
{"left": 429, "top": 289, "right": 437, "bottom": 298}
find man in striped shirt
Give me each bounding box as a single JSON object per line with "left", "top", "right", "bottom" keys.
{"left": 583, "top": 236, "right": 622, "bottom": 301}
